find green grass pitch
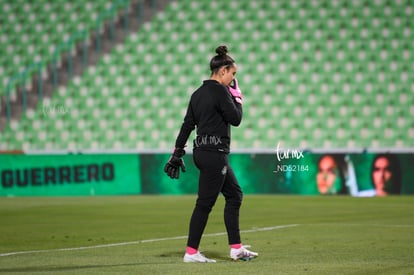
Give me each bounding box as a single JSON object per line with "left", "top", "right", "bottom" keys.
{"left": 0, "top": 195, "right": 413, "bottom": 274}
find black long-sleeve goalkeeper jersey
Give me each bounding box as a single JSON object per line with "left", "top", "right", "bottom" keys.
{"left": 174, "top": 79, "right": 243, "bottom": 153}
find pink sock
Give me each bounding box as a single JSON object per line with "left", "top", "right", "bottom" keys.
{"left": 230, "top": 243, "right": 242, "bottom": 249}
{"left": 186, "top": 246, "right": 198, "bottom": 255}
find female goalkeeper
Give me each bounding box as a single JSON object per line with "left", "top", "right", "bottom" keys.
{"left": 164, "top": 45, "right": 258, "bottom": 263}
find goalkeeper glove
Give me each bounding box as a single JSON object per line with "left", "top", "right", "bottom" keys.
{"left": 164, "top": 148, "right": 186, "bottom": 179}
{"left": 228, "top": 78, "right": 243, "bottom": 104}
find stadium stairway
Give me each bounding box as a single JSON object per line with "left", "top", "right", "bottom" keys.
{"left": 0, "top": 0, "right": 171, "bottom": 132}
{"left": 0, "top": 0, "right": 413, "bottom": 151}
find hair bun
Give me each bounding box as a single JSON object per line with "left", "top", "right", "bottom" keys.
{"left": 215, "top": 45, "right": 228, "bottom": 56}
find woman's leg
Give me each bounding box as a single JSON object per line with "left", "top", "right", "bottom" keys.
{"left": 186, "top": 150, "right": 227, "bottom": 249}
{"left": 221, "top": 165, "right": 243, "bottom": 245}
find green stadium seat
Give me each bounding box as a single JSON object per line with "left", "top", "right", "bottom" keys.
{"left": 0, "top": 0, "right": 412, "bottom": 150}
{"left": 1, "top": 0, "right": 125, "bottom": 97}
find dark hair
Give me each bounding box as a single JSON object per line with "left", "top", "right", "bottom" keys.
{"left": 370, "top": 154, "right": 401, "bottom": 194}
{"left": 209, "top": 45, "right": 235, "bottom": 74}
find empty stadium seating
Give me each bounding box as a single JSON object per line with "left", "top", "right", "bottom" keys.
{"left": 0, "top": 0, "right": 120, "bottom": 96}
{"left": 1, "top": 0, "right": 413, "bottom": 150}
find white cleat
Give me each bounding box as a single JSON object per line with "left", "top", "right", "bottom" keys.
{"left": 183, "top": 252, "right": 217, "bottom": 263}
{"left": 230, "top": 245, "right": 258, "bottom": 261}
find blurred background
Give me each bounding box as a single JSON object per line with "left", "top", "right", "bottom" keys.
{"left": 0, "top": 0, "right": 413, "bottom": 196}
{"left": 1, "top": 0, "right": 413, "bottom": 151}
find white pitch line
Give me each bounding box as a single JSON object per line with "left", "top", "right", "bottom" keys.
{"left": 306, "top": 223, "right": 414, "bottom": 228}
{"left": 0, "top": 224, "right": 299, "bottom": 257}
